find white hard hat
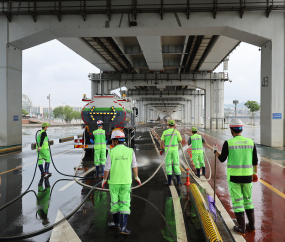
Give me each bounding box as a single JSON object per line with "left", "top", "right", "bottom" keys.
{"left": 97, "top": 120, "right": 103, "bottom": 125}
{"left": 229, "top": 118, "right": 243, "bottom": 128}
{"left": 111, "top": 129, "right": 125, "bottom": 139}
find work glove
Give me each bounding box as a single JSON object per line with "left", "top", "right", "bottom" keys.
{"left": 37, "top": 147, "right": 41, "bottom": 152}
{"left": 106, "top": 140, "right": 108, "bottom": 144}
{"left": 160, "top": 149, "right": 164, "bottom": 156}
{"left": 135, "top": 177, "right": 141, "bottom": 185}
{"left": 90, "top": 139, "right": 94, "bottom": 144}
{"left": 213, "top": 144, "right": 218, "bottom": 153}
{"left": 252, "top": 172, "right": 258, "bottom": 182}
{"left": 102, "top": 179, "right": 107, "bottom": 188}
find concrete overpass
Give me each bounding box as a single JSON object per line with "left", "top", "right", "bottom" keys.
{"left": 1, "top": 0, "right": 284, "bottom": 147}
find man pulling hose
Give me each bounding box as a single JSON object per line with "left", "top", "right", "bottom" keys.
{"left": 214, "top": 118, "right": 258, "bottom": 235}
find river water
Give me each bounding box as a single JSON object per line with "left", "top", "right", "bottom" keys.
{"left": 22, "top": 126, "right": 83, "bottom": 148}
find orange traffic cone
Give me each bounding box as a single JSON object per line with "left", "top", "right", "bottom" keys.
{"left": 185, "top": 168, "right": 191, "bottom": 185}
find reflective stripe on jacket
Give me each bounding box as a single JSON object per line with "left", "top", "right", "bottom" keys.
{"left": 161, "top": 128, "right": 182, "bottom": 151}
{"left": 191, "top": 134, "right": 203, "bottom": 154}
{"left": 108, "top": 145, "right": 133, "bottom": 184}
{"left": 227, "top": 136, "right": 254, "bottom": 180}
{"left": 93, "top": 129, "right": 106, "bottom": 149}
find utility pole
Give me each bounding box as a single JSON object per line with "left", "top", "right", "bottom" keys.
{"left": 47, "top": 94, "right": 51, "bottom": 124}
{"left": 233, "top": 100, "right": 239, "bottom": 118}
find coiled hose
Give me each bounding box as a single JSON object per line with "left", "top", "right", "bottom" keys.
{"left": 0, "top": 131, "right": 41, "bottom": 212}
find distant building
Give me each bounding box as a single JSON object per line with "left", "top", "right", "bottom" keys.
{"left": 73, "top": 106, "right": 83, "bottom": 112}
{"left": 32, "top": 106, "right": 43, "bottom": 114}
{"left": 43, "top": 107, "right": 53, "bottom": 114}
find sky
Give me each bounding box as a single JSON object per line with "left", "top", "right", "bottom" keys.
{"left": 22, "top": 40, "right": 261, "bottom": 107}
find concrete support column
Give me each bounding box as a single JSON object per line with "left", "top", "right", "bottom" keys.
{"left": 0, "top": 20, "right": 22, "bottom": 146}
{"left": 261, "top": 39, "right": 285, "bottom": 147}
{"left": 209, "top": 79, "right": 224, "bottom": 129}
{"left": 194, "top": 95, "right": 199, "bottom": 126}
{"left": 198, "top": 94, "right": 202, "bottom": 125}
{"left": 204, "top": 81, "right": 211, "bottom": 129}
{"left": 91, "top": 81, "right": 99, "bottom": 97}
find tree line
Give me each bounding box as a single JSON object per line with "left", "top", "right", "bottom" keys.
{"left": 53, "top": 106, "right": 81, "bottom": 123}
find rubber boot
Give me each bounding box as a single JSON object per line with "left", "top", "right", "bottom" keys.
{"left": 38, "top": 177, "right": 44, "bottom": 186}
{"left": 119, "top": 214, "right": 130, "bottom": 235}
{"left": 108, "top": 212, "right": 120, "bottom": 229}
{"left": 101, "top": 165, "right": 105, "bottom": 178}
{"left": 196, "top": 168, "right": 200, "bottom": 178}
{"left": 234, "top": 213, "right": 246, "bottom": 235}
{"left": 44, "top": 163, "right": 52, "bottom": 177}
{"left": 44, "top": 176, "right": 50, "bottom": 188}
{"left": 164, "top": 175, "right": 172, "bottom": 186}
{"left": 38, "top": 165, "right": 45, "bottom": 177}
{"left": 96, "top": 166, "right": 100, "bottom": 178}
{"left": 176, "top": 175, "right": 182, "bottom": 186}
{"left": 245, "top": 209, "right": 255, "bottom": 232}
{"left": 202, "top": 167, "right": 206, "bottom": 176}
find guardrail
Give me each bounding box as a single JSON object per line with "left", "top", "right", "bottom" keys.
{"left": 31, "top": 140, "right": 54, "bottom": 150}
{"left": 59, "top": 136, "right": 74, "bottom": 143}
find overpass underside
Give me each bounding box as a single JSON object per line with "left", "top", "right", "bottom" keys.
{"left": 0, "top": 0, "right": 284, "bottom": 147}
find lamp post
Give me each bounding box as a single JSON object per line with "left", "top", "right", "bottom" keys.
{"left": 233, "top": 100, "right": 239, "bottom": 118}
{"left": 47, "top": 94, "right": 51, "bottom": 124}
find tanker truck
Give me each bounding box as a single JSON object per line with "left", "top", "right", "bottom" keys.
{"left": 74, "top": 93, "right": 138, "bottom": 152}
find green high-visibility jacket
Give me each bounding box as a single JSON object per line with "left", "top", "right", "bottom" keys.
{"left": 36, "top": 130, "right": 49, "bottom": 150}
{"left": 161, "top": 128, "right": 182, "bottom": 151}
{"left": 108, "top": 145, "right": 133, "bottom": 184}
{"left": 227, "top": 136, "right": 254, "bottom": 180}
{"left": 191, "top": 134, "right": 203, "bottom": 154}
{"left": 93, "top": 129, "right": 106, "bottom": 149}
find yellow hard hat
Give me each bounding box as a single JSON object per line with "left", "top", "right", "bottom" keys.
{"left": 42, "top": 122, "right": 50, "bottom": 128}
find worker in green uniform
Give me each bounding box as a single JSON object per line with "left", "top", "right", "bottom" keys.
{"left": 188, "top": 127, "right": 207, "bottom": 177}
{"left": 160, "top": 120, "right": 183, "bottom": 186}
{"left": 36, "top": 122, "right": 52, "bottom": 177}
{"left": 102, "top": 129, "right": 141, "bottom": 235}
{"left": 90, "top": 120, "right": 108, "bottom": 178}
{"left": 37, "top": 176, "right": 51, "bottom": 225}
{"left": 214, "top": 118, "right": 258, "bottom": 235}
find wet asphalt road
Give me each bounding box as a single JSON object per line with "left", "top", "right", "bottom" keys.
{"left": 0, "top": 124, "right": 198, "bottom": 242}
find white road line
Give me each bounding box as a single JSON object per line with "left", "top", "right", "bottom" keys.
{"left": 150, "top": 131, "right": 187, "bottom": 242}
{"left": 50, "top": 210, "right": 81, "bottom": 242}
{"left": 58, "top": 181, "right": 75, "bottom": 191}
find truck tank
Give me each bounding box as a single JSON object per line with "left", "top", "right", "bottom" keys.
{"left": 80, "top": 94, "right": 137, "bottom": 148}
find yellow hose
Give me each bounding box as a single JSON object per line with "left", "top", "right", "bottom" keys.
{"left": 190, "top": 184, "right": 223, "bottom": 242}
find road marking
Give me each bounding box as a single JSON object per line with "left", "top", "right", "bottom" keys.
{"left": 0, "top": 149, "right": 75, "bottom": 176}
{"left": 50, "top": 209, "right": 81, "bottom": 242}
{"left": 259, "top": 179, "right": 285, "bottom": 200}
{"left": 150, "top": 131, "right": 188, "bottom": 242}
{"left": 58, "top": 181, "right": 75, "bottom": 191}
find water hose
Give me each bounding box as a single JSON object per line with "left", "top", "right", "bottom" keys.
{"left": 0, "top": 180, "right": 102, "bottom": 241}
{"left": 0, "top": 131, "right": 41, "bottom": 212}
{"left": 73, "top": 126, "right": 177, "bottom": 191}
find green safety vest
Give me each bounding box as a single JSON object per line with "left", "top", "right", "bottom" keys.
{"left": 162, "top": 128, "right": 181, "bottom": 151}
{"left": 191, "top": 134, "right": 203, "bottom": 154}
{"left": 227, "top": 136, "right": 254, "bottom": 180}
{"left": 108, "top": 145, "right": 133, "bottom": 184}
{"left": 93, "top": 129, "right": 106, "bottom": 149}
{"left": 36, "top": 130, "right": 49, "bottom": 150}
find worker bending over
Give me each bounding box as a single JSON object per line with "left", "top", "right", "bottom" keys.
{"left": 90, "top": 120, "right": 108, "bottom": 178}
{"left": 214, "top": 118, "right": 258, "bottom": 235}
{"left": 160, "top": 120, "right": 183, "bottom": 186}
{"left": 102, "top": 129, "right": 141, "bottom": 235}
{"left": 188, "top": 127, "right": 207, "bottom": 177}
{"left": 36, "top": 122, "right": 52, "bottom": 177}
